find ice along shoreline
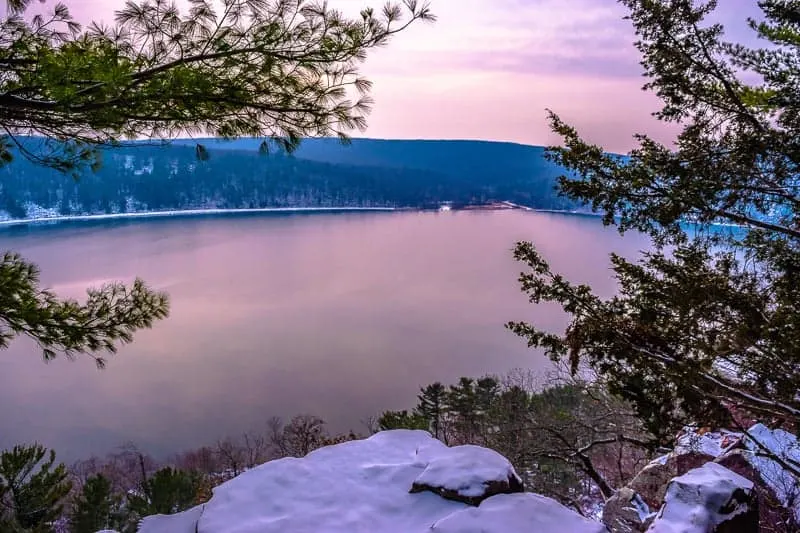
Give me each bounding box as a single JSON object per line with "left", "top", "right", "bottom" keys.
{"left": 0, "top": 206, "right": 401, "bottom": 228}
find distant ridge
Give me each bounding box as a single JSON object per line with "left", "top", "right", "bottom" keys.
{"left": 0, "top": 137, "right": 585, "bottom": 222}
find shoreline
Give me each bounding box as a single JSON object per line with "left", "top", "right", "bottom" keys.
{"left": 0, "top": 206, "right": 399, "bottom": 228}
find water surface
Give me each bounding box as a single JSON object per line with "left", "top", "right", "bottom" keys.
{"left": 0, "top": 211, "right": 648, "bottom": 460}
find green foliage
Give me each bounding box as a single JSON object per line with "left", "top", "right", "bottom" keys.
{"left": 378, "top": 410, "right": 429, "bottom": 431}
{"left": 416, "top": 382, "right": 447, "bottom": 440}
{"left": 123, "top": 467, "right": 205, "bottom": 530}
{"left": 69, "top": 474, "right": 122, "bottom": 533}
{"left": 0, "top": 0, "right": 435, "bottom": 173}
{"left": 0, "top": 444, "right": 71, "bottom": 532}
{"left": 508, "top": 0, "right": 800, "bottom": 476}
{"left": 0, "top": 252, "right": 169, "bottom": 367}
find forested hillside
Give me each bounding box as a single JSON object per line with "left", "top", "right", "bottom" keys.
{"left": 0, "top": 138, "right": 582, "bottom": 220}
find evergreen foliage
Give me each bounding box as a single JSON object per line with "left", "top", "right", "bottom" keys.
{"left": 508, "top": 0, "right": 800, "bottom": 476}
{"left": 0, "top": 444, "right": 71, "bottom": 532}
{"left": 378, "top": 410, "right": 429, "bottom": 431}
{"left": 0, "top": 252, "right": 169, "bottom": 367}
{"left": 124, "top": 467, "right": 205, "bottom": 531}
{"left": 69, "top": 474, "right": 122, "bottom": 533}
{"left": 130, "top": 467, "right": 202, "bottom": 516}
{"left": 0, "top": 0, "right": 434, "bottom": 173}
{"left": 416, "top": 383, "right": 446, "bottom": 440}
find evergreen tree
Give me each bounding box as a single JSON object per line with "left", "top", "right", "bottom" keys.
{"left": 474, "top": 376, "right": 500, "bottom": 438}
{"left": 415, "top": 382, "right": 447, "bottom": 440}
{"left": 486, "top": 386, "right": 531, "bottom": 467}
{"left": 69, "top": 474, "right": 121, "bottom": 533}
{"left": 0, "top": 444, "right": 71, "bottom": 532}
{"left": 128, "top": 467, "right": 203, "bottom": 517}
{"left": 508, "top": 0, "right": 800, "bottom": 475}
{"left": 446, "top": 377, "right": 479, "bottom": 444}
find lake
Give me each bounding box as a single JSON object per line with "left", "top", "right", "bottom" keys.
{"left": 0, "top": 210, "right": 649, "bottom": 461}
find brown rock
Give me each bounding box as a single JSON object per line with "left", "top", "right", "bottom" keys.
{"left": 629, "top": 452, "right": 714, "bottom": 510}
{"left": 602, "top": 487, "right": 651, "bottom": 533}
{"left": 409, "top": 475, "right": 524, "bottom": 506}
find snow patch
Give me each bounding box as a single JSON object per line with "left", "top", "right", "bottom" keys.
{"left": 430, "top": 493, "right": 608, "bottom": 533}
{"left": 674, "top": 428, "right": 740, "bottom": 458}
{"left": 137, "top": 504, "right": 205, "bottom": 533}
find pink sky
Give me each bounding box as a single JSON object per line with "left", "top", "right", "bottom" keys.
{"left": 27, "top": 0, "right": 761, "bottom": 153}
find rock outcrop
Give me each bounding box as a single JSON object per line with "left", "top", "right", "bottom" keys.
{"left": 646, "top": 462, "right": 757, "bottom": 533}
{"left": 604, "top": 424, "right": 800, "bottom": 533}
{"left": 135, "top": 430, "right": 607, "bottom": 533}
{"left": 408, "top": 444, "right": 524, "bottom": 505}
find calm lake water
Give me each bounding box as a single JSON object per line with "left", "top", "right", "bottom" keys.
{"left": 0, "top": 210, "right": 649, "bottom": 461}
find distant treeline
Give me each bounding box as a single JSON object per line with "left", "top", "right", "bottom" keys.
{"left": 0, "top": 138, "right": 585, "bottom": 220}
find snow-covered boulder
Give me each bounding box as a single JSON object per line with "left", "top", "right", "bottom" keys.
{"left": 137, "top": 430, "right": 605, "bottom": 533}
{"left": 628, "top": 451, "right": 714, "bottom": 511}
{"left": 646, "top": 462, "right": 757, "bottom": 533}
{"left": 409, "top": 444, "right": 523, "bottom": 505}
{"left": 430, "top": 493, "right": 608, "bottom": 533}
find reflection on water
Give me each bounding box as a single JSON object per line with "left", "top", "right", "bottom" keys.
{"left": 0, "top": 211, "right": 649, "bottom": 460}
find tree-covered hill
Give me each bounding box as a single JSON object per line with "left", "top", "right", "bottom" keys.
{"left": 0, "top": 138, "right": 582, "bottom": 220}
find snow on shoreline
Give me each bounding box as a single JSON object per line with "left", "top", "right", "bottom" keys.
{"left": 0, "top": 206, "right": 397, "bottom": 227}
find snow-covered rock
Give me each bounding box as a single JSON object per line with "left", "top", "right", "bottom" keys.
{"left": 409, "top": 444, "right": 523, "bottom": 505}
{"left": 646, "top": 462, "right": 757, "bottom": 533}
{"left": 429, "top": 493, "right": 608, "bottom": 533}
{"left": 629, "top": 451, "right": 714, "bottom": 511}
{"left": 742, "top": 423, "right": 800, "bottom": 523}
{"left": 137, "top": 430, "right": 606, "bottom": 533}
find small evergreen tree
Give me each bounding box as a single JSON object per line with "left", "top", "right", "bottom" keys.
{"left": 415, "top": 383, "right": 447, "bottom": 440}
{"left": 69, "top": 474, "right": 121, "bottom": 533}
{"left": 0, "top": 444, "right": 71, "bottom": 532}
{"left": 128, "top": 467, "right": 202, "bottom": 517}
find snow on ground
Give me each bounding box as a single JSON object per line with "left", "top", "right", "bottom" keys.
{"left": 137, "top": 430, "right": 606, "bottom": 533}
{"left": 673, "top": 428, "right": 741, "bottom": 458}
{"left": 412, "top": 444, "right": 521, "bottom": 498}
{"left": 647, "top": 462, "right": 754, "bottom": 533}
{"left": 744, "top": 423, "right": 800, "bottom": 522}
{"left": 429, "top": 493, "right": 607, "bottom": 533}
